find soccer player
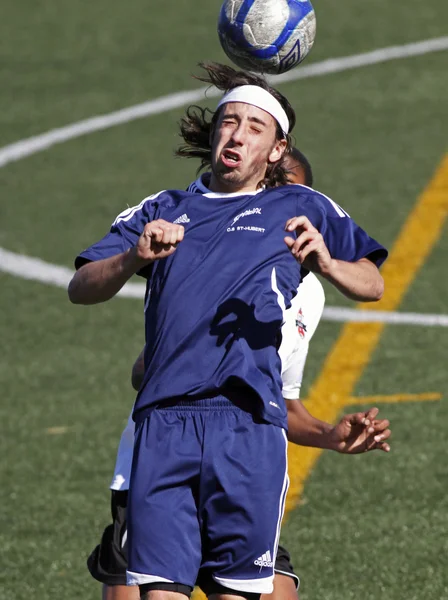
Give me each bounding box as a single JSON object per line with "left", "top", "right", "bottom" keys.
{"left": 87, "top": 150, "right": 324, "bottom": 600}
{"left": 70, "top": 63, "right": 388, "bottom": 600}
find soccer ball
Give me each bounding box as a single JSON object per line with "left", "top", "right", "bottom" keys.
{"left": 218, "top": 0, "right": 316, "bottom": 75}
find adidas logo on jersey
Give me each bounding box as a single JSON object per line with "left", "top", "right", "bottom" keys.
{"left": 173, "top": 213, "right": 190, "bottom": 224}
{"left": 254, "top": 550, "right": 274, "bottom": 568}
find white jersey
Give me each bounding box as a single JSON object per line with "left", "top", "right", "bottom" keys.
{"left": 110, "top": 272, "right": 325, "bottom": 490}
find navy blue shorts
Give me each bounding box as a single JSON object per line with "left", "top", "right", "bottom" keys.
{"left": 127, "top": 395, "right": 289, "bottom": 596}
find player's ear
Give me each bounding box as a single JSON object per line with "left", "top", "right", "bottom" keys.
{"left": 268, "top": 138, "right": 287, "bottom": 164}
{"left": 268, "top": 139, "right": 288, "bottom": 163}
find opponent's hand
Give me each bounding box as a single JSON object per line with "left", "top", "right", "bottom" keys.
{"left": 135, "top": 219, "right": 184, "bottom": 264}
{"left": 329, "top": 407, "right": 391, "bottom": 454}
{"left": 284, "top": 216, "right": 332, "bottom": 275}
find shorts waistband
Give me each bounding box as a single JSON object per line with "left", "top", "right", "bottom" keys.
{"left": 134, "top": 389, "right": 258, "bottom": 423}
{"left": 159, "top": 395, "right": 236, "bottom": 410}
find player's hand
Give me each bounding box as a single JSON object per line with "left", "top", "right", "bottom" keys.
{"left": 135, "top": 219, "right": 184, "bottom": 264}
{"left": 329, "top": 407, "right": 391, "bottom": 454}
{"left": 284, "top": 216, "right": 332, "bottom": 275}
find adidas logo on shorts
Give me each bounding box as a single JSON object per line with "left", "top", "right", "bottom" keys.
{"left": 173, "top": 213, "right": 190, "bottom": 224}
{"left": 254, "top": 550, "right": 274, "bottom": 568}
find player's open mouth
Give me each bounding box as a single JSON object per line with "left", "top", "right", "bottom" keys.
{"left": 221, "top": 149, "right": 242, "bottom": 168}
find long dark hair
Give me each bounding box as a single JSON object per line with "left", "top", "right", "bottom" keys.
{"left": 175, "top": 62, "right": 296, "bottom": 188}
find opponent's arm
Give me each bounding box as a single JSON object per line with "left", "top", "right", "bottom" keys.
{"left": 286, "top": 399, "right": 332, "bottom": 447}
{"left": 68, "top": 220, "right": 184, "bottom": 305}
{"left": 131, "top": 347, "right": 146, "bottom": 391}
{"left": 284, "top": 216, "right": 384, "bottom": 302}
{"left": 286, "top": 400, "right": 391, "bottom": 453}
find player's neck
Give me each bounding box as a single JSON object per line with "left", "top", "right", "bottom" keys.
{"left": 208, "top": 174, "right": 259, "bottom": 195}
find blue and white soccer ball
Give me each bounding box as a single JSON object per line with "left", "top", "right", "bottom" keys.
{"left": 218, "top": 0, "right": 316, "bottom": 75}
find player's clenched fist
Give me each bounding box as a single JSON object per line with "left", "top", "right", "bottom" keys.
{"left": 136, "top": 219, "right": 184, "bottom": 263}
{"left": 284, "top": 215, "right": 332, "bottom": 275}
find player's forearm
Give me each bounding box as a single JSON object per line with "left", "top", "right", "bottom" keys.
{"left": 68, "top": 249, "right": 146, "bottom": 305}
{"left": 320, "top": 257, "right": 384, "bottom": 302}
{"left": 286, "top": 400, "right": 336, "bottom": 450}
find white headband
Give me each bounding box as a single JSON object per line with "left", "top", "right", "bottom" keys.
{"left": 217, "top": 85, "right": 289, "bottom": 137}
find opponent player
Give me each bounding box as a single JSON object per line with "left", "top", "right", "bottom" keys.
{"left": 70, "top": 63, "right": 388, "bottom": 600}
{"left": 87, "top": 151, "right": 326, "bottom": 600}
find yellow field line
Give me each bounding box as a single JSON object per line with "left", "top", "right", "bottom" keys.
{"left": 285, "top": 153, "right": 448, "bottom": 515}
{"left": 193, "top": 155, "right": 448, "bottom": 599}
{"left": 346, "top": 392, "right": 442, "bottom": 405}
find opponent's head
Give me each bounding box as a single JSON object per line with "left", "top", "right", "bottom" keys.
{"left": 283, "top": 147, "right": 313, "bottom": 187}
{"left": 176, "top": 62, "right": 296, "bottom": 193}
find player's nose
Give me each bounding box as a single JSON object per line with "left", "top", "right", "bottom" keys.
{"left": 230, "top": 124, "right": 246, "bottom": 145}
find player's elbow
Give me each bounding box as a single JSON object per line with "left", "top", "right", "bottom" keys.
{"left": 131, "top": 370, "right": 143, "bottom": 392}
{"left": 67, "top": 275, "right": 83, "bottom": 304}
{"left": 131, "top": 356, "right": 145, "bottom": 391}
{"left": 359, "top": 259, "right": 384, "bottom": 302}
{"left": 68, "top": 270, "right": 93, "bottom": 304}
{"left": 68, "top": 264, "right": 104, "bottom": 305}
{"left": 359, "top": 262, "right": 384, "bottom": 302}
{"left": 372, "top": 273, "right": 384, "bottom": 301}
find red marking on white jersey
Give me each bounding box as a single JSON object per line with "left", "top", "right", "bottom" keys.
{"left": 296, "top": 307, "right": 307, "bottom": 339}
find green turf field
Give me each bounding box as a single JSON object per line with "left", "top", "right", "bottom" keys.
{"left": 0, "top": 0, "right": 447, "bottom": 598}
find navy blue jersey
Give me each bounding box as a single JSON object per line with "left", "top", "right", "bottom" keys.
{"left": 76, "top": 183, "right": 387, "bottom": 428}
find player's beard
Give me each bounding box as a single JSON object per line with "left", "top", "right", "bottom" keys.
{"left": 213, "top": 152, "right": 269, "bottom": 191}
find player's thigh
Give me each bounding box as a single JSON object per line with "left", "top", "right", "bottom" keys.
{"left": 102, "top": 584, "right": 139, "bottom": 600}
{"left": 127, "top": 409, "right": 203, "bottom": 588}
{"left": 139, "top": 592, "right": 188, "bottom": 600}
{"left": 270, "top": 544, "right": 299, "bottom": 599}
{"left": 201, "top": 409, "right": 289, "bottom": 595}
{"left": 261, "top": 573, "right": 299, "bottom": 600}
{"left": 209, "top": 595, "right": 257, "bottom": 600}
{"left": 209, "top": 593, "right": 264, "bottom": 600}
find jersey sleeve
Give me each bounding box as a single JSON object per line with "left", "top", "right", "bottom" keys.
{"left": 280, "top": 273, "right": 325, "bottom": 400}
{"left": 74, "top": 192, "right": 165, "bottom": 270}
{"left": 300, "top": 192, "right": 388, "bottom": 267}
{"left": 281, "top": 342, "right": 309, "bottom": 400}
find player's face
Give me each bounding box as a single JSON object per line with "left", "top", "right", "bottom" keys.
{"left": 283, "top": 156, "right": 306, "bottom": 185}
{"left": 210, "top": 102, "right": 286, "bottom": 193}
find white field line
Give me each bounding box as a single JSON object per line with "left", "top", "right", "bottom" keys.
{"left": 0, "top": 247, "right": 144, "bottom": 298}
{"left": 1, "top": 247, "right": 448, "bottom": 326}
{"left": 0, "top": 36, "right": 447, "bottom": 168}
{"left": 322, "top": 306, "right": 448, "bottom": 327}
